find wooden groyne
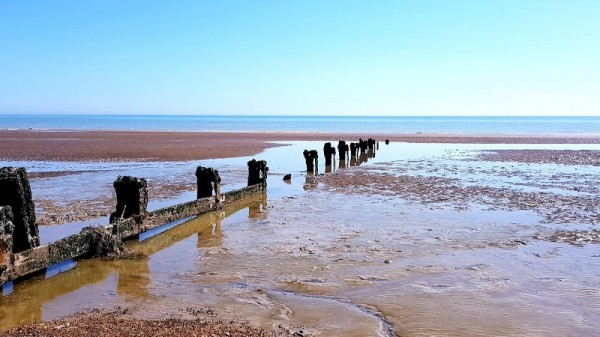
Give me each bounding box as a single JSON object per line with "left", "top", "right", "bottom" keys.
{"left": 0, "top": 160, "right": 268, "bottom": 295}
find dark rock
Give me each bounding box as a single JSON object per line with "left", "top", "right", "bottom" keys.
{"left": 283, "top": 174, "right": 292, "bottom": 181}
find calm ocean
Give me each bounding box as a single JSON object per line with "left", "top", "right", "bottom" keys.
{"left": 1, "top": 115, "right": 599, "bottom": 135}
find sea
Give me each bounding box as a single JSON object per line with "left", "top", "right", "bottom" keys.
{"left": 1, "top": 115, "right": 599, "bottom": 135}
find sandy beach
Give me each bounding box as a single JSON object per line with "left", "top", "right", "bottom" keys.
{"left": 1, "top": 131, "right": 600, "bottom": 336}
{"left": 1, "top": 129, "right": 599, "bottom": 162}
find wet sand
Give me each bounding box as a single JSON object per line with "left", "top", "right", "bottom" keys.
{"left": 1, "top": 310, "right": 289, "bottom": 337}
{"left": 1, "top": 135, "right": 600, "bottom": 336}
{"left": 1, "top": 129, "right": 599, "bottom": 162}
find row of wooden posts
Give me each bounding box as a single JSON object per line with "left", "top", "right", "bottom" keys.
{"left": 303, "top": 138, "right": 386, "bottom": 173}
{"left": 0, "top": 160, "right": 268, "bottom": 294}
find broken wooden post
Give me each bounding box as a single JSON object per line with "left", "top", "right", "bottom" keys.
{"left": 0, "top": 206, "right": 14, "bottom": 286}
{"left": 359, "top": 138, "right": 368, "bottom": 153}
{"left": 337, "top": 141, "right": 349, "bottom": 162}
{"left": 109, "top": 176, "right": 148, "bottom": 223}
{"left": 247, "top": 159, "right": 268, "bottom": 188}
{"left": 303, "top": 150, "right": 319, "bottom": 173}
{"left": 368, "top": 138, "right": 376, "bottom": 151}
{"left": 323, "top": 142, "right": 336, "bottom": 167}
{"left": 196, "top": 167, "right": 221, "bottom": 200}
{"left": 0, "top": 167, "right": 40, "bottom": 253}
{"left": 350, "top": 143, "right": 359, "bottom": 158}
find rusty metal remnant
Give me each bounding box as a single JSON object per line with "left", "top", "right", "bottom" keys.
{"left": 303, "top": 150, "right": 319, "bottom": 173}
{"left": 0, "top": 167, "right": 39, "bottom": 253}
{"left": 247, "top": 160, "right": 268, "bottom": 187}
{"left": 0, "top": 206, "right": 15, "bottom": 284}
{"left": 323, "top": 142, "right": 337, "bottom": 166}
{"left": 109, "top": 176, "right": 148, "bottom": 223}
{"left": 195, "top": 166, "right": 221, "bottom": 200}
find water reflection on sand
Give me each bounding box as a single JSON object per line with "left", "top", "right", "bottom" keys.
{"left": 1, "top": 141, "right": 600, "bottom": 336}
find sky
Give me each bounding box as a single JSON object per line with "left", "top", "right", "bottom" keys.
{"left": 0, "top": 1, "right": 599, "bottom": 116}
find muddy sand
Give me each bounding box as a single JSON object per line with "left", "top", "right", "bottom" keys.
{"left": 0, "top": 310, "right": 290, "bottom": 337}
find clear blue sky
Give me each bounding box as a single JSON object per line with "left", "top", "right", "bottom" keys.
{"left": 0, "top": 1, "right": 598, "bottom": 116}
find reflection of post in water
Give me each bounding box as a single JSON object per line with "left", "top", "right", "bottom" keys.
{"left": 359, "top": 152, "right": 368, "bottom": 165}
{"left": 0, "top": 260, "right": 114, "bottom": 330}
{"left": 303, "top": 172, "right": 318, "bottom": 190}
{"left": 113, "top": 257, "right": 151, "bottom": 300}
{"left": 248, "top": 198, "right": 268, "bottom": 219}
{"left": 197, "top": 216, "right": 222, "bottom": 249}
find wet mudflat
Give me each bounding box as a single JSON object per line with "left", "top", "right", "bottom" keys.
{"left": 1, "top": 141, "right": 599, "bottom": 336}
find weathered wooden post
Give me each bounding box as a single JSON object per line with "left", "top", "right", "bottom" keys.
{"left": 0, "top": 206, "right": 14, "bottom": 287}
{"left": 337, "top": 141, "right": 349, "bottom": 162}
{"left": 350, "top": 142, "right": 358, "bottom": 158}
{"left": 109, "top": 176, "right": 148, "bottom": 223}
{"left": 247, "top": 159, "right": 268, "bottom": 188}
{"left": 196, "top": 167, "right": 221, "bottom": 200}
{"left": 368, "top": 138, "right": 376, "bottom": 151}
{"left": 303, "top": 150, "right": 319, "bottom": 173}
{"left": 0, "top": 167, "right": 40, "bottom": 253}
{"left": 323, "top": 142, "right": 336, "bottom": 167}
{"left": 359, "top": 138, "right": 368, "bottom": 153}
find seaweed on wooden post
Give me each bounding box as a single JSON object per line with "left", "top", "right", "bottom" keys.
{"left": 109, "top": 176, "right": 148, "bottom": 223}
{"left": 247, "top": 159, "right": 268, "bottom": 189}
{"left": 0, "top": 167, "right": 39, "bottom": 253}
{"left": 0, "top": 206, "right": 15, "bottom": 286}
{"left": 195, "top": 167, "right": 221, "bottom": 201}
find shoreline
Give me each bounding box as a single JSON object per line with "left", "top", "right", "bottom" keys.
{"left": 2, "top": 129, "right": 600, "bottom": 162}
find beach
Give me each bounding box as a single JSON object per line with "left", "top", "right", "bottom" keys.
{"left": 1, "top": 130, "right": 600, "bottom": 336}
{"left": 2, "top": 129, "right": 599, "bottom": 162}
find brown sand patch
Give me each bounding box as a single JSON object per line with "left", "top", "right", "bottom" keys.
{"left": 320, "top": 166, "right": 599, "bottom": 225}
{"left": 539, "top": 229, "right": 600, "bottom": 246}
{"left": 0, "top": 311, "right": 290, "bottom": 337}
{"left": 2, "top": 130, "right": 599, "bottom": 162}
{"left": 476, "top": 150, "right": 600, "bottom": 166}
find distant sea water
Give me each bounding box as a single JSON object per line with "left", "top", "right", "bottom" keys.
{"left": 1, "top": 115, "right": 599, "bottom": 135}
